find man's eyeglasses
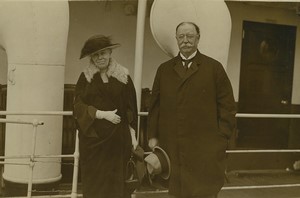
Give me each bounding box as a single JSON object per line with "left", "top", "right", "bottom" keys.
{"left": 176, "top": 34, "right": 199, "bottom": 41}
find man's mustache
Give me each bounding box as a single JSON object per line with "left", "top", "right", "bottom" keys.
{"left": 180, "top": 44, "right": 192, "bottom": 48}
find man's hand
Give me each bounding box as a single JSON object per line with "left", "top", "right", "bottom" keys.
{"left": 96, "top": 109, "right": 121, "bottom": 124}
{"left": 148, "top": 138, "right": 158, "bottom": 150}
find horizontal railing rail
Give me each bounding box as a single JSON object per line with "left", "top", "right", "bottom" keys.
{"left": 0, "top": 111, "right": 299, "bottom": 197}
{"left": 0, "top": 118, "right": 43, "bottom": 198}
{"left": 0, "top": 115, "right": 80, "bottom": 198}
{"left": 1, "top": 111, "right": 300, "bottom": 118}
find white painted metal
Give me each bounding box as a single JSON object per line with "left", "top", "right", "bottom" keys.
{"left": 0, "top": 0, "right": 69, "bottom": 187}
{"left": 150, "top": 0, "right": 232, "bottom": 69}
{"left": 134, "top": 0, "right": 147, "bottom": 111}
{"left": 71, "top": 131, "right": 80, "bottom": 198}
{"left": 1, "top": 111, "right": 300, "bottom": 119}
{"left": 133, "top": 0, "right": 147, "bottom": 142}
{"left": 0, "top": 111, "right": 300, "bottom": 197}
{"left": 27, "top": 120, "right": 39, "bottom": 197}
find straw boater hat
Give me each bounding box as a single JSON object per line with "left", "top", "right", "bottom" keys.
{"left": 144, "top": 146, "right": 171, "bottom": 180}
{"left": 80, "top": 35, "right": 121, "bottom": 59}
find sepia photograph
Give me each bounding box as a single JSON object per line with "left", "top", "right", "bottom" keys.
{"left": 0, "top": 0, "right": 300, "bottom": 197}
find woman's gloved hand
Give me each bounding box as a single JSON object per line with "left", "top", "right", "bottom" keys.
{"left": 96, "top": 109, "right": 121, "bottom": 124}
{"left": 129, "top": 126, "right": 138, "bottom": 150}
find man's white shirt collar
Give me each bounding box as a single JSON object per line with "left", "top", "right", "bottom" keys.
{"left": 180, "top": 51, "right": 197, "bottom": 68}
{"left": 180, "top": 51, "right": 197, "bottom": 60}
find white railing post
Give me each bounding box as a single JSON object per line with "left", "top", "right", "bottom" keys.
{"left": 27, "top": 119, "right": 40, "bottom": 198}
{"left": 71, "top": 130, "right": 80, "bottom": 198}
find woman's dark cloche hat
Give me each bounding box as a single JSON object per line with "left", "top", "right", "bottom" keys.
{"left": 80, "top": 35, "right": 121, "bottom": 59}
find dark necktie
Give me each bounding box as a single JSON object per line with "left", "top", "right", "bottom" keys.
{"left": 182, "top": 58, "right": 193, "bottom": 70}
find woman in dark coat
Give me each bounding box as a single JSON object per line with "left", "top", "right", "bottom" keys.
{"left": 73, "top": 35, "right": 138, "bottom": 198}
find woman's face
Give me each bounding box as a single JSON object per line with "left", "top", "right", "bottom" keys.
{"left": 91, "top": 49, "right": 112, "bottom": 70}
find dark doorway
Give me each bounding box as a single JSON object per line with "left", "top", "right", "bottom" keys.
{"left": 237, "top": 21, "right": 296, "bottom": 149}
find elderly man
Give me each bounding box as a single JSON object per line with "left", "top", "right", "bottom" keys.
{"left": 147, "top": 22, "right": 237, "bottom": 198}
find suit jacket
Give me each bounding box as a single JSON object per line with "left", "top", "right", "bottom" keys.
{"left": 147, "top": 51, "right": 237, "bottom": 197}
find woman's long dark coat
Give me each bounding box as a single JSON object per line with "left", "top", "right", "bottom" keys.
{"left": 73, "top": 71, "right": 137, "bottom": 198}
{"left": 147, "top": 51, "right": 236, "bottom": 197}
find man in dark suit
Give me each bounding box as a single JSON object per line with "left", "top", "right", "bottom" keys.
{"left": 147, "top": 22, "right": 237, "bottom": 198}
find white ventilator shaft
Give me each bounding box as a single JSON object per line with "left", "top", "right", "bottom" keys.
{"left": 150, "top": 0, "right": 231, "bottom": 69}
{"left": 0, "top": 1, "right": 69, "bottom": 184}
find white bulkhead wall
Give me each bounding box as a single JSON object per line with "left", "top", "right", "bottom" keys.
{"left": 0, "top": 1, "right": 69, "bottom": 184}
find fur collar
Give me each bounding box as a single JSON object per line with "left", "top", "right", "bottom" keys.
{"left": 83, "top": 58, "right": 129, "bottom": 84}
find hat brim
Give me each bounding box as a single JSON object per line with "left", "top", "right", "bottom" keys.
{"left": 80, "top": 43, "right": 121, "bottom": 59}
{"left": 153, "top": 146, "right": 171, "bottom": 180}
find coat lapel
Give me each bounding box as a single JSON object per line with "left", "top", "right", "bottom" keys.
{"left": 173, "top": 51, "right": 202, "bottom": 85}
{"left": 184, "top": 60, "right": 199, "bottom": 80}
{"left": 173, "top": 56, "right": 186, "bottom": 79}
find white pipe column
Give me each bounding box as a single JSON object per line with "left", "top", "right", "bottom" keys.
{"left": 134, "top": 0, "right": 147, "bottom": 112}
{"left": 133, "top": 0, "right": 147, "bottom": 140}
{"left": 0, "top": 1, "right": 69, "bottom": 186}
